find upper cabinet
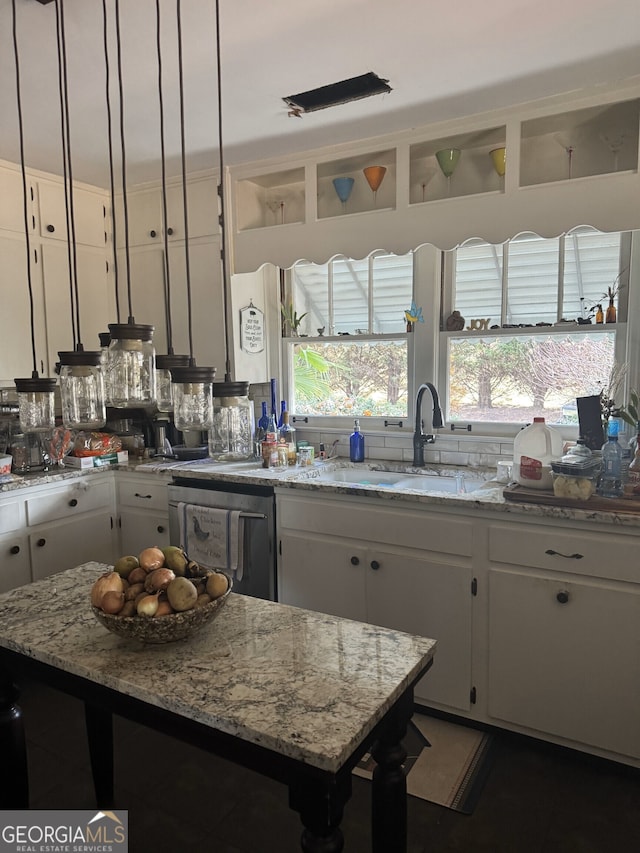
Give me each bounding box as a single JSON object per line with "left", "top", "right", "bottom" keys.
{"left": 229, "top": 84, "right": 640, "bottom": 273}
{"left": 35, "top": 180, "right": 106, "bottom": 248}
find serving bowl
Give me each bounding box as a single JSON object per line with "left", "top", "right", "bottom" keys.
{"left": 92, "top": 574, "right": 233, "bottom": 644}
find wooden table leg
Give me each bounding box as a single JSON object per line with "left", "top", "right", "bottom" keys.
{"left": 289, "top": 771, "right": 351, "bottom": 853}
{"left": 370, "top": 689, "right": 412, "bottom": 853}
{"left": 84, "top": 701, "right": 114, "bottom": 808}
{"left": 0, "top": 669, "right": 28, "bottom": 807}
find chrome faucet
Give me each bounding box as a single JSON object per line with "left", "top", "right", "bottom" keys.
{"left": 413, "top": 383, "right": 444, "bottom": 466}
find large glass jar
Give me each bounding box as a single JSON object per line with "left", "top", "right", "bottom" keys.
{"left": 208, "top": 381, "right": 254, "bottom": 461}
{"left": 170, "top": 365, "right": 216, "bottom": 432}
{"left": 98, "top": 331, "right": 112, "bottom": 406}
{"left": 58, "top": 350, "right": 106, "bottom": 430}
{"left": 156, "top": 353, "right": 191, "bottom": 413}
{"left": 107, "top": 322, "right": 156, "bottom": 408}
{"left": 14, "top": 376, "right": 57, "bottom": 433}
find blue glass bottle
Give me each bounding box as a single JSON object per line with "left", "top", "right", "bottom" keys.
{"left": 257, "top": 402, "right": 269, "bottom": 436}
{"left": 350, "top": 418, "right": 365, "bottom": 463}
{"left": 277, "top": 400, "right": 287, "bottom": 429}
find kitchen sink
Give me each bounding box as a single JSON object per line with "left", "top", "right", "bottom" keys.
{"left": 313, "top": 466, "right": 486, "bottom": 494}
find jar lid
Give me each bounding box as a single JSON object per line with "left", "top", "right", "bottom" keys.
{"left": 169, "top": 365, "right": 217, "bottom": 383}
{"left": 58, "top": 350, "right": 102, "bottom": 367}
{"left": 98, "top": 332, "right": 111, "bottom": 347}
{"left": 156, "top": 354, "right": 191, "bottom": 370}
{"left": 213, "top": 380, "right": 249, "bottom": 397}
{"left": 108, "top": 322, "right": 154, "bottom": 342}
{"left": 14, "top": 377, "right": 57, "bottom": 393}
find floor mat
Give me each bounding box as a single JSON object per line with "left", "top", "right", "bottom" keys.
{"left": 354, "top": 713, "right": 494, "bottom": 814}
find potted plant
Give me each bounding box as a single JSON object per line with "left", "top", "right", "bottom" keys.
{"left": 280, "top": 302, "right": 307, "bottom": 337}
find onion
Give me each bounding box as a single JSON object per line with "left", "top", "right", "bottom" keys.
{"left": 101, "top": 590, "right": 125, "bottom": 614}
{"left": 144, "top": 568, "right": 175, "bottom": 593}
{"left": 127, "top": 567, "right": 147, "bottom": 586}
{"left": 90, "top": 571, "right": 124, "bottom": 608}
{"left": 154, "top": 598, "right": 174, "bottom": 617}
{"left": 125, "top": 582, "right": 145, "bottom": 601}
{"left": 137, "top": 593, "right": 159, "bottom": 617}
{"left": 139, "top": 546, "right": 165, "bottom": 573}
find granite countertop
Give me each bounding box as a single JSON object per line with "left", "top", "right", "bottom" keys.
{"left": 0, "top": 562, "right": 436, "bottom": 773}
{"left": 3, "top": 454, "right": 640, "bottom": 528}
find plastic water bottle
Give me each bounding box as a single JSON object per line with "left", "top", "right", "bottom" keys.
{"left": 350, "top": 419, "right": 365, "bottom": 463}
{"left": 598, "top": 422, "right": 623, "bottom": 498}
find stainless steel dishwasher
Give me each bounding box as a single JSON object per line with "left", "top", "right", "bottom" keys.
{"left": 168, "top": 478, "right": 276, "bottom": 601}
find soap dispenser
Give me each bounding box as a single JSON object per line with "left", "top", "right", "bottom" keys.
{"left": 350, "top": 419, "right": 365, "bottom": 463}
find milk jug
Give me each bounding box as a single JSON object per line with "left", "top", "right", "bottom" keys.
{"left": 513, "top": 417, "right": 563, "bottom": 490}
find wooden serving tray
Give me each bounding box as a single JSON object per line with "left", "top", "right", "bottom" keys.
{"left": 502, "top": 483, "right": 640, "bottom": 514}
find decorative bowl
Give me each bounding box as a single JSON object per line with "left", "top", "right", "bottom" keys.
{"left": 92, "top": 574, "right": 233, "bottom": 644}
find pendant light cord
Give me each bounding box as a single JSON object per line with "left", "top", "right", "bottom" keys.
{"left": 176, "top": 0, "right": 194, "bottom": 363}
{"left": 102, "top": 0, "right": 121, "bottom": 324}
{"left": 11, "top": 0, "right": 38, "bottom": 378}
{"left": 156, "top": 0, "right": 174, "bottom": 353}
{"left": 56, "top": 0, "right": 83, "bottom": 350}
{"left": 215, "top": 0, "right": 231, "bottom": 381}
{"left": 114, "top": 0, "right": 134, "bottom": 323}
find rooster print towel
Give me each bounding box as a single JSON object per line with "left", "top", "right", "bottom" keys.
{"left": 178, "top": 503, "right": 244, "bottom": 580}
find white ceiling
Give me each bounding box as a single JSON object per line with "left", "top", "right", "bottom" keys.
{"left": 1, "top": 0, "right": 639, "bottom": 188}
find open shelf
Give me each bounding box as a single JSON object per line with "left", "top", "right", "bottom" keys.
{"left": 235, "top": 167, "right": 305, "bottom": 231}
{"left": 317, "top": 148, "right": 396, "bottom": 219}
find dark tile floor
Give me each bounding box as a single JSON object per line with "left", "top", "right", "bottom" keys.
{"left": 15, "top": 679, "right": 640, "bottom": 853}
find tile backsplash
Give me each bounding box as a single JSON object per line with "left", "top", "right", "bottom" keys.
{"left": 249, "top": 383, "right": 513, "bottom": 469}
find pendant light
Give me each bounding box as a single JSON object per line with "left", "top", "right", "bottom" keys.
{"left": 153, "top": 0, "right": 190, "bottom": 414}
{"left": 107, "top": 0, "right": 157, "bottom": 409}
{"left": 169, "top": 0, "right": 216, "bottom": 432}
{"left": 54, "top": 0, "right": 106, "bottom": 430}
{"left": 11, "top": 0, "right": 56, "bottom": 433}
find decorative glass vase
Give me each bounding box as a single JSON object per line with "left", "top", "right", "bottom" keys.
{"left": 606, "top": 299, "right": 617, "bottom": 324}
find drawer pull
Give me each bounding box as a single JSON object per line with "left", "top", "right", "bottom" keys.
{"left": 36, "top": 538, "right": 46, "bottom": 547}
{"left": 157, "top": 525, "right": 165, "bottom": 533}
{"left": 556, "top": 590, "right": 570, "bottom": 604}
{"left": 134, "top": 493, "right": 153, "bottom": 499}
{"left": 68, "top": 498, "right": 78, "bottom": 507}
{"left": 545, "top": 549, "right": 583, "bottom": 560}
{"left": 370, "top": 560, "right": 380, "bottom": 571}
{"left": 10, "top": 545, "right": 20, "bottom": 555}
{"left": 350, "top": 556, "right": 360, "bottom": 566}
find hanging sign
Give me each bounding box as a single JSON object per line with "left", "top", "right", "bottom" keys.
{"left": 239, "top": 301, "right": 265, "bottom": 353}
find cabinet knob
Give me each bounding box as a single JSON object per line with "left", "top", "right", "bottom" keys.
{"left": 166, "top": 227, "right": 174, "bottom": 236}
{"left": 149, "top": 229, "right": 157, "bottom": 238}
{"left": 157, "top": 525, "right": 165, "bottom": 533}
{"left": 350, "top": 556, "right": 360, "bottom": 565}
{"left": 10, "top": 545, "right": 20, "bottom": 555}
{"left": 370, "top": 560, "right": 380, "bottom": 571}
{"left": 46, "top": 224, "right": 55, "bottom": 233}
{"left": 556, "top": 590, "right": 570, "bottom": 604}
{"left": 68, "top": 498, "right": 78, "bottom": 507}
{"left": 36, "top": 538, "right": 46, "bottom": 547}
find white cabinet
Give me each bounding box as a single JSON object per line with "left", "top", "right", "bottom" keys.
{"left": 0, "top": 167, "right": 28, "bottom": 234}
{"left": 277, "top": 493, "right": 474, "bottom": 711}
{"left": 487, "top": 567, "right": 640, "bottom": 760}
{"left": 26, "top": 476, "right": 116, "bottom": 580}
{"left": 35, "top": 180, "right": 107, "bottom": 248}
{"left": 116, "top": 473, "right": 171, "bottom": 557}
{"left": 0, "top": 533, "right": 30, "bottom": 593}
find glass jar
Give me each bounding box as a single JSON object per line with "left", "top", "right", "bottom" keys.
{"left": 98, "top": 331, "right": 112, "bottom": 406}
{"left": 58, "top": 350, "right": 106, "bottom": 430}
{"left": 107, "top": 322, "right": 156, "bottom": 408}
{"left": 14, "top": 377, "right": 57, "bottom": 433}
{"left": 155, "top": 353, "right": 191, "bottom": 413}
{"left": 208, "top": 381, "right": 254, "bottom": 460}
{"left": 170, "top": 365, "right": 216, "bottom": 432}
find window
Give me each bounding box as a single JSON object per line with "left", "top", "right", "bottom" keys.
{"left": 285, "top": 252, "right": 413, "bottom": 421}
{"left": 443, "top": 230, "right": 627, "bottom": 429}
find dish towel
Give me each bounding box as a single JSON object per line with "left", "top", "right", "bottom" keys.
{"left": 178, "top": 502, "right": 244, "bottom": 581}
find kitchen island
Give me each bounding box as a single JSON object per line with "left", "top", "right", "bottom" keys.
{"left": 0, "top": 561, "right": 436, "bottom": 852}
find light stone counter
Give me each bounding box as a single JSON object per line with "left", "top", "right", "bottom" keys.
{"left": 0, "top": 561, "right": 436, "bottom": 774}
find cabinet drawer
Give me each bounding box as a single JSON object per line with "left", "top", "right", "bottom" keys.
{"left": 117, "top": 478, "right": 170, "bottom": 512}
{"left": 0, "top": 498, "right": 25, "bottom": 535}
{"left": 278, "top": 495, "right": 473, "bottom": 557}
{"left": 488, "top": 523, "right": 638, "bottom": 583}
{"left": 26, "top": 479, "right": 113, "bottom": 526}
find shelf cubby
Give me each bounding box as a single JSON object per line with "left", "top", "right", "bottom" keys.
{"left": 235, "top": 167, "right": 305, "bottom": 231}
{"left": 316, "top": 148, "right": 396, "bottom": 219}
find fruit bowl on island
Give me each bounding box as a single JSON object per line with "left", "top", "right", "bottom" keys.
{"left": 90, "top": 546, "right": 233, "bottom": 644}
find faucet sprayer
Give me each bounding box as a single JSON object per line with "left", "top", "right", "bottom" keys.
{"left": 413, "top": 383, "right": 443, "bottom": 467}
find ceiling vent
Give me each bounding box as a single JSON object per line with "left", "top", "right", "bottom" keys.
{"left": 283, "top": 72, "right": 391, "bottom": 115}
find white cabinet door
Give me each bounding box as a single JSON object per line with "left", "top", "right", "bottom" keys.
{"left": 40, "top": 242, "right": 110, "bottom": 363}
{"left": 0, "top": 234, "right": 48, "bottom": 383}
{"left": 278, "top": 531, "right": 366, "bottom": 621}
{"left": 119, "top": 508, "right": 170, "bottom": 558}
{"left": 367, "top": 549, "right": 473, "bottom": 711}
{"left": 36, "top": 181, "right": 106, "bottom": 248}
{"left": 0, "top": 167, "right": 29, "bottom": 233}
{"left": 30, "top": 511, "right": 115, "bottom": 581}
{"left": 488, "top": 567, "right": 640, "bottom": 759}
{"left": 0, "top": 533, "right": 31, "bottom": 593}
